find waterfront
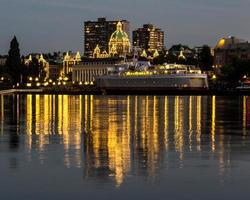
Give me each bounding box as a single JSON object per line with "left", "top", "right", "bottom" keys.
{"left": 1, "top": 94, "right": 250, "bottom": 199}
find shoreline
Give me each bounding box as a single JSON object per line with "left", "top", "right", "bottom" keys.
{"left": 1, "top": 87, "right": 250, "bottom": 96}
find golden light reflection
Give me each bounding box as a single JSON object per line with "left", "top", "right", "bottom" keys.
{"left": 243, "top": 96, "right": 247, "bottom": 135}
{"left": 107, "top": 97, "right": 131, "bottom": 186}
{"left": 174, "top": 96, "right": 184, "bottom": 163}
{"left": 196, "top": 96, "right": 202, "bottom": 152}
{"left": 164, "top": 96, "right": 169, "bottom": 150}
{"left": 188, "top": 96, "right": 193, "bottom": 151}
{"left": 211, "top": 96, "right": 216, "bottom": 151}
{"left": 24, "top": 95, "right": 83, "bottom": 168}
{"left": 0, "top": 95, "right": 4, "bottom": 135}
{"left": 1, "top": 94, "right": 242, "bottom": 186}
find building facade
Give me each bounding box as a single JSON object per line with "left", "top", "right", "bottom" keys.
{"left": 63, "top": 51, "right": 81, "bottom": 75}
{"left": 84, "top": 18, "right": 130, "bottom": 58}
{"left": 133, "top": 24, "right": 164, "bottom": 52}
{"left": 214, "top": 36, "right": 250, "bottom": 67}
{"left": 0, "top": 56, "right": 7, "bottom": 66}
{"left": 72, "top": 58, "right": 124, "bottom": 83}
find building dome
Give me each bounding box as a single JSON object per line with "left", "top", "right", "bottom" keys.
{"left": 215, "top": 36, "right": 246, "bottom": 49}
{"left": 216, "top": 38, "right": 226, "bottom": 48}
{"left": 109, "top": 22, "right": 130, "bottom": 56}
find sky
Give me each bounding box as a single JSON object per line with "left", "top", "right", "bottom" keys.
{"left": 0, "top": 0, "right": 250, "bottom": 55}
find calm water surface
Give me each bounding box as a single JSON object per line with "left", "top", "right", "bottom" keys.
{"left": 1, "top": 95, "right": 250, "bottom": 200}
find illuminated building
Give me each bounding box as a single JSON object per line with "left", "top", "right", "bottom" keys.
{"left": 0, "top": 55, "right": 7, "bottom": 66}
{"left": 71, "top": 57, "right": 124, "bottom": 83}
{"left": 0, "top": 56, "right": 7, "bottom": 74}
{"left": 93, "top": 45, "right": 110, "bottom": 58}
{"left": 133, "top": 24, "right": 164, "bottom": 52}
{"left": 24, "top": 54, "right": 50, "bottom": 79}
{"left": 108, "top": 22, "right": 131, "bottom": 57}
{"left": 214, "top": 36, "right": 250, "bottom": 68}
{"left": 168, "top": 44, "right": 194, "bottom": 59}
{"left": 84, "top": 18, "right": 130, "bottom": 57}
{"left": 63, "top": 51, "right": 81, "bottom": 75}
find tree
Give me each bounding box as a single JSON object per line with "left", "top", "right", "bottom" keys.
{"left": 220, "top": 57, "right": 250, "bottom": 83}
{"left": 26, "top": 57, "right": 46, "bottom": 80}
{"left": 198, "top": 45, "right": 213, "bottom": 71}
{"left": 152, "top": 50, "right": 166, "bottom": 65}
{"left": 5, "top": 36, "right": 23, "bottom": 83}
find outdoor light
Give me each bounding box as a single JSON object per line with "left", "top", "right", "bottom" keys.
{"left": 79, "top": 82, "right": 83, "bottom": 85}
{"left": 36, "top": 82, "right": 41, "bottom": 87}
{"left": 35, "top": 77, "right": 39, "bottom": 82}
{"left": 52, "top": 82, "right": 56, "bottom": 85}
{"left": 29, "top": 77, "right": 33, "bottom": 81}
{"left": 27, "top": 83, "right": 32, "bottom": 87}
{"left": 43, "top": 82, "right": 49, "bottom": 86}
{"left": 1, "top": 77, "right": 4, "bottom": 81}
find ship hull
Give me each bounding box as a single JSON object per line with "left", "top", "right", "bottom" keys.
{"left": 96, "top": 74, "right": 209, "bottom": 94}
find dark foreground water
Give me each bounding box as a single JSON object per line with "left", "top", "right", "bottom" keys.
{"left": 1, "top": 95, "right": 250, "bottom": 200}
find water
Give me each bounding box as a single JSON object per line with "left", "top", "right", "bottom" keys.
{"left": 0, "top": 94, "right": 250, "bottom": 200}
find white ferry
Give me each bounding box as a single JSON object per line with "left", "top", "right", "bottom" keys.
{"left": 95, "top": 63, "right": 209, "bottom": 93}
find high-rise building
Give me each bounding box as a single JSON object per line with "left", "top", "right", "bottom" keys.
{"left": 84, "top": 18, "right": 130, "bottom": 57}
{"left": 133, "top": 24, "right": 164, "bottom": 52}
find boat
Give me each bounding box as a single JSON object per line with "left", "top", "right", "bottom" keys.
{"left": 236, "top": 80, "right": 250, "bottom": 91}
{"left": 95, "top": 63, "right": 209, "bottom": 94}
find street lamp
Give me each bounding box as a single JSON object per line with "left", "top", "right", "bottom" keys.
{"left": 212, "top": 75, "right": 217, "bottom": 80}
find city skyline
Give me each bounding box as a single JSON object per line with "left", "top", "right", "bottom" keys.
{"left": 1, "top": 0, "right": 250, "bottom": 55}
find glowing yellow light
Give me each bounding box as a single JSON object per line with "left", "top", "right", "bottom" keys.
{"left": 84, "top": 82, "right": 88, "bottom": 85}
{"left": 53, "top": 82, "right": 56, "bottom": 85}
{"left": 217, "top": 39, "right": 225, "bottom": 48}
{"left": 35, "top": 77, "right": 39, "bottom": 82}
{"left": 43, "top": 82, "right": 49, "bottom": 86}
{"left": 49, "top": 79, "right": 52, "bottom": 83}
{"left": 64, "top": 77, "right": 69, "bottom": 81}
{"left": 0, "top": 77, "right": 4, "bottom": 81}
{"left": 36, "top": 83, "right": 41, "bottom": 87}
{"left": 58, "top": 82, "right": 61, "bottom": 85}
{"left": 29, "top": 77, "right": 33, "bottom": 81}
{"left": 63, "top": 82, "right": 66, "bottom": 85}
{"left": 59, "top": 77, "right": 63, "bottom": 81}
{"left": 90, "top": 81, "right": 94, "bottom": 85}
{"left": 212, "top": 75, "right": 217, "bottom": 80}
{"left": 79, "top": 82, "right": 83, "bottom": 85}
{"left": 27, "top": 83, "right": 32, "bottom": 87}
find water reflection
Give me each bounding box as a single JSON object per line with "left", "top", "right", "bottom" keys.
{"left": 0, "top": 94, "right": 250, "bottom": 186}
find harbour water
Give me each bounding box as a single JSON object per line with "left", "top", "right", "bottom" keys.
{"left": 1, "top": 95, "right": 250, "bottom": 199}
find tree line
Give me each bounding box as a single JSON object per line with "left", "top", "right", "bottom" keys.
{"left": 0, "top": 36, "right": 46, "bottom": 84}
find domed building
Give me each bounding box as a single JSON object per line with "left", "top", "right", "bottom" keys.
{"left": 109, "top": 22, "right": 130, "bottom": 57}
{"left": 214, "top": 36, "right": 250, "bottom": 68}
{"left": 215, "top": 36, "right": 246, "bottom": 49}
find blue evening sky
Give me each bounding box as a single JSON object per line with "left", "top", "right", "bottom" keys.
{"left": 0, "top": 0, "right": 249, "bottom": 55}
